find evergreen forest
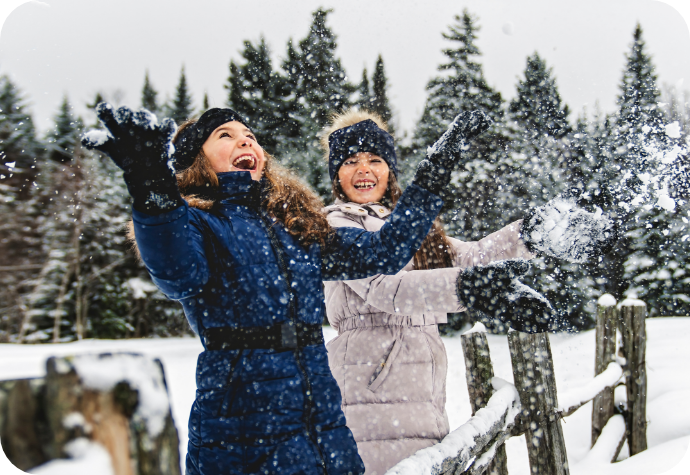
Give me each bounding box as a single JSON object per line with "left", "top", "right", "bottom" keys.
{"left": 0, "top": 8, "right": 688, "bottom": 343}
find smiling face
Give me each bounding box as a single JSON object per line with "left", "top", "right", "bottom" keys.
{"left": 201, "top": 121, "right": 266, "bottom": 180}
{"left": 338, "top": 152, "right": 390, "bottom": 204}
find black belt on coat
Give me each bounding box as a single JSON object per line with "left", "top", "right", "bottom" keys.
{"left": 203, "top": 322, "right": 324, "bottom": 351}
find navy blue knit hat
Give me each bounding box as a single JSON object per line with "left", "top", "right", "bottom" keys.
{"left": 172, "top": 108, "right": 252, "bottom": 171}
{"left": 328, "top": 119, "right": 397, "bottom": 181}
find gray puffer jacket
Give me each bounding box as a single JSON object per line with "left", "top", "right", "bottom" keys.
{"left": 323, "top": 200, "right": 533, "bottom": 475}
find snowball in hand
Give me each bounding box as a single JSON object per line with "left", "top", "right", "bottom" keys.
{"left": 521, "top": 196, "right": 619, "bottom": 263}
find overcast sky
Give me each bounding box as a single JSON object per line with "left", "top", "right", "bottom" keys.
{"left": 0, "top": 0, "right": 689, "bottom": 138}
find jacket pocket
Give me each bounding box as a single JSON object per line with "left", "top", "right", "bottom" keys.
{"left": 367, "top": 338, "right": 402, "bottom": 392}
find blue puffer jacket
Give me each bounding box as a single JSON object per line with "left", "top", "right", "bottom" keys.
{"left": 132, "top": 172, "right": 443, "bottom": 475}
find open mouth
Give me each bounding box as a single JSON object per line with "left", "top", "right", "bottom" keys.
{"left": 354, "top": 180, "right": 376, "bottom": 190}
{"left": 232, "top": 154, "right": 256, "bottom": 171}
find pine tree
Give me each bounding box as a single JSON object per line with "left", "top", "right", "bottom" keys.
{"left": 279, "top": 8, "right": 355, "bottom": 199}
{"left": 403, "top": 10, "right": 506, "bottom": 241}
{"left": 617, "top": 67, "right": 690, "bottom": 314}
{"left": 0, "top": 75, "right": 41, "bottom": 170}
{"left": 202, "top": 91, "right": 210, "bottom": 111}
{"left": 497, "top": 53, "right": 590, "bottom": 330}
{"left": 371, "top": 55, "right": 394, "bottom": 129}
{"left": 45, "top": 95, "right": 83, "bottom": 163}
{"left": 356, "top": 68, "right": 373, "bottom": 111}
{"left": 500, "top": 52, "right": 572, "bottom": 214}
{"left": 0, "top": 77, "right": 44, "bottom": 341}
{"left": 226, "top": 37, "right": 288, "bottom": 153}
{"left": 288, "top": 8, "right": 354, "bottom": 131}
{"left": 141, "top": 70, "right": 159, "bottom": 114}
{"left": 508, "top": 53, "right": 571, "bottom": 140}
{"left": 616, "top": 25, "right": 664, "bottom": 141}
{"left": 402, "top": 11, "right": 508, "bottom": 332}
{"left": 406, "top": 10, "right": 504, "bottom": 162}
{"left": 274, "top": 39, "right": 307, "bottom": 152}
{"left": 601, "top": 24, "right": 669, "bottom": 302}
{"left": 19, "top": 149, "right": 190, "bottom": 342}
{"left": 168, "top": 66, "right": 194, "bottom": 124}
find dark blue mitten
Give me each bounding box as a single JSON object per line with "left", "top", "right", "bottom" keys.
{"left": 81, "top": 103, "right": 183, "bottom": 215}
{"left": 411, "top": 110, "right": 492, "bottom": 195}
{"left": 457, "top": 259, "right": 555, "bottom": 333}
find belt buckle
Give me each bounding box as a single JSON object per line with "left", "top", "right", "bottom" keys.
{"left": 281, "top": 322, "right": 298, "bottom": 349}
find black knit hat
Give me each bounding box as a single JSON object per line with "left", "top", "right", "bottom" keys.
{"left": 328, "top": 119, "right": 397, "bottom": 181}
{"left": 172, "top": 108, "right": 252, "bottom": 171}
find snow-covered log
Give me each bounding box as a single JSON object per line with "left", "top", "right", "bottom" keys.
{"left": 384, "top": 380, "right": 520, "bottom": 475}
{"left": 461, "top": 324, "right": 508, "bottom": 474}
{"left": 0, "top": 352, "right": 181, "bottom": 475}
{"left": 508, "top": 331, "right": 570, "bottom": 475}
{"left": 618, "top": 298, "right": 648, "bottom": 456}
{"left": 592, "top": 295, "right": 618, "bottom": 445}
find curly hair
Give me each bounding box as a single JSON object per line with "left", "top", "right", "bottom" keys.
{"left": 325, "top": 108, "right": 455, "bottom": 270}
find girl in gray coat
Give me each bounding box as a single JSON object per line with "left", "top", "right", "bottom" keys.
{"left": 320, "top": 109, "right": 619, "bottom": 474}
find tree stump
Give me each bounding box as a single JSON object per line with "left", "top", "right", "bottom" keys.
{"left": 618, "top": 299, "right": 648, "bottom": 456}
{"left": 461, "top": 326, "right": 508, "bottom": 475}
{"left": 592, "top": 294, "right": 618, "bottom": 446}
{"left": 508, "top": 331, "right": 569, "bottom": 475}
{"left": 0, "top": 378, "right": 49, "bottom": 471}
{"left": 0, "top": 352, "right": 181, "bottom": 474}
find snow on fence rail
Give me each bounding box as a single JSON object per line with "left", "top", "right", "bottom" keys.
{"left": 386, "top": 295, "right": 646, "bottom": 475}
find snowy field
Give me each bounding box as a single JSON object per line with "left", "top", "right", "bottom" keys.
{"left": 1, "top": 318, "right": 689, "bottom": 474}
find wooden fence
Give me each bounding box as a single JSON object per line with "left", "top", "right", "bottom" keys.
{"left": 386, "top": 295, "right": 647, "bottom": 475}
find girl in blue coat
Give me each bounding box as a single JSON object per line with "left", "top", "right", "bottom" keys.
{"left": 81, "top": 104, "right": 491, "bottom": 475}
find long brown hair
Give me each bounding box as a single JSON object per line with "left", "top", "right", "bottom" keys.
{"left": 325, "top": 109, "right": 455, "bottom": 270}
{"left": 127, "top": 120, "right": 332, "bottom": 251}
{"left": 177, "top": 120, "right": 331, "bottom": 246}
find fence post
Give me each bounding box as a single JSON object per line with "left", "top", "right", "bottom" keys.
{"left": 508, "top": 331, "right": 569, "bottom": 475}
{"left": 618, "top": 297, "right": 648, "bottom": 456}
{"left": 461, "top": 325, "right": 508, "bottom": 475}
{"left": 592, "top": 294, "right": 618, "bottom": 446}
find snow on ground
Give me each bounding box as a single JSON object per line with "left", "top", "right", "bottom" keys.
{"left": 1, "top": 318, "right": 689, "bottom": 474}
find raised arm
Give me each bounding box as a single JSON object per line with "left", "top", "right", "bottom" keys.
{"left": 449, "top": 220, "right": 534, "bottom": 268}
{"left": 343, "top": 266, "right": 462, "bottom": 316}
{"left": 336, "top": 221, "right": 533, "bottom": 316}
{"left": 82, "top": 103, "right": 209, "bottom": 299}
{"left": 322, "top": 183, "right": 443, "bottom": 280}
{"left": 322, "top": 110, "right": 492, "bottom": 280}
{"left": 130, "top": 206, "right": 209, "bottom": 299}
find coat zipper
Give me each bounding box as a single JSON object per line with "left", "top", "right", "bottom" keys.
{"left": 258, "top": 214, "right": 327, "bottom": 474}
